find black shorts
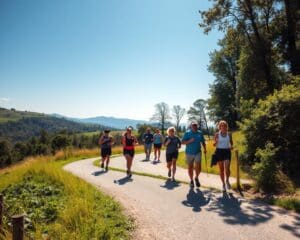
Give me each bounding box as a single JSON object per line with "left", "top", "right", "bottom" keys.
{"left": 101, "top": 148, "right": 112, "bottom": 157}
{"left": 166, "top": 151, "right": 178, "bottom": 162}
{"left": 154, "top": 143, "right": 162, "bottom": 149}
{"left": 123, "top": 149, "right": 135, "bottom": 158}
{"left": 216, "top": 148, "right": 231, "bottom": 161}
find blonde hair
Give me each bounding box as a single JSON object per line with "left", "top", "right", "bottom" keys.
{"left": 167, "top": 127, "right": 176, "bottom": 135}
{"left": 217, "top": 120, "right": 229, "bottom": 131}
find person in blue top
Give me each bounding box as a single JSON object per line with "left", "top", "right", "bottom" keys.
{"left": 143, "top": 128, "right": 154, "bottom": 161}
{"left": 153, "top": 129, "right": 163, "bottom": 162}
{"left": 182, "top": 122, "right": 206, "bottom": 188}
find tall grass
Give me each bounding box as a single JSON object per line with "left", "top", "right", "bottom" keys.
{"left": 0, "top": 152, "right": 133, "bottom": 239}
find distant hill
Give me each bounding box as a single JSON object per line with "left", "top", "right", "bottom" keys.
{"left": 0, "top": 108, "right": 108, "bottom": 142}
{"left": 51, "top": 114, "right": 150, "bottom": 130}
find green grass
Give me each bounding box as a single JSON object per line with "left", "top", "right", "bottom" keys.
{"left": 177, "top": 131, "right": 249, "bottom": 179}
{"left": 268, "top": 198, "right": 300, "bottom": 213}
{"left": 0, "top": 151, "right": 133, "bottom": 239}
{"left": 0, "top": 107, "right": 44, "bottom": 123}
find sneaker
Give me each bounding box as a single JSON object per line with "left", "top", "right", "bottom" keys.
{"left": 195, "top": 178, "right": 201, "bottom": 187}
{"left": 128, "top": 172, "right": 132, "bottom": 178}
{"left": 172, "top": 177, "right": 176, "bottom": 182}
{"left": 100, "top": 162, "right": 104, "bottom": 168}
{"left": 168, "top": 169, "right": 171, "bottom": 178}
{"left": 105, "top": 165, "right": 108, "bottom": 171}
{"left": 190, "top": 180, "right": 194, "bottom": 188}
{"left": 222, "top": 184, "right": 226, "bottom": 192}
{"left": 226, "top": 181, "right": 231, "bottom": 190}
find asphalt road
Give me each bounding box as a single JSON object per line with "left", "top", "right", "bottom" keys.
{"left": 63, "top": 153, "right": 300, "bottom": 240}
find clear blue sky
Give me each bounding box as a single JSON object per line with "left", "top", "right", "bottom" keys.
{"left": 0, "top": 0, "right": 222, "bottom": 121}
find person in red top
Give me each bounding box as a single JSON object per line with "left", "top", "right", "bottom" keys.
{"left": 122, "top": 127, "right": 138, "bottom": 178}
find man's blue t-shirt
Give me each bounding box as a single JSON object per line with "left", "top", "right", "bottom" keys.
{"left": 182, "top": 130, "right": 205, "bottom": 155}
{"left": 143, "top": 133, "right": 154, "bottom": 144}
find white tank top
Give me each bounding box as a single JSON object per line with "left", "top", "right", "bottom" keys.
{"left": 216, "top": 132, "right": 231, "bottom": 149}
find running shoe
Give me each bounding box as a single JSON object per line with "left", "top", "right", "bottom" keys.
{"left": 190, "top": 180, "right": 194, "bottom": 188}
{"left": 168, "top": 169, "right": 171, "bottom": 178}
{"left": 222, "top": 184, "right": 226, "bottom": 192}
{"left": 100, "top": 162, "right": 104, "bottom": 168}
{"left": 172, "top": 177, "right": 176, "bottom": 182}
{"left": 105, "top": 165, "right": 108, "bottom": 171}
{"left": 195, "top": 178, "right": 201, "bottom": 187}
{"left": 226, "top": 181, "right": 231, "bottom": 190}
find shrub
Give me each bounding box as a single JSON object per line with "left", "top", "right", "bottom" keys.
{"left": 239, "top": 77, "right": 300, "bottom": 192}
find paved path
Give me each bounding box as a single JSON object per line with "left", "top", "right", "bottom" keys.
{"left": 64, "top": 153, "right": 300, "bottom": 240}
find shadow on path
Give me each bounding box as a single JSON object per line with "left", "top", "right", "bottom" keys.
{"left": 160, "top": 179, "right": 180, "bottom": 190}
{"left": 182, "top": 188, "right": 211, "bottom": 212}
{"left": 280, "top": 214, "right": 300, "bottom": 238}
{"left": 207, "top": 191, "right": 275, "bottom": 226}
{"left": 114, "top": 176, "right": 133, "bottom": 185}
{"left": 91, "top": 170, "right": 107, "bottom": 176}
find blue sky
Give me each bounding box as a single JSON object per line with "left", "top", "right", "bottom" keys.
{"left": 0, "top": 0, "right": 222, "bottom": 121}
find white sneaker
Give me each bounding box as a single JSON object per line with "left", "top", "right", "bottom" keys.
{"left": 226, "top": 181, "right": 231, "bottom": 190}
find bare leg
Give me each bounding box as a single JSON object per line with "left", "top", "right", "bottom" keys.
{"left": 224, "top": 160, "right": 230, "bottom": 182}
{"left": 125, "top": 155, "right": 133, "bottom": 174}
{"left": 194, "top": 162, "right": 201, "bottom": 179}
{"left": 218, "top": 161, "right": 225, "bottom": 184}
{"left": 172, "top": 159, "right": 177, "bottom": 178}
{"left": 158, "top": 149, "right": 161, "bottom": 161}
{"left": 188, "top": 163, "right": 194, "bottom": 181}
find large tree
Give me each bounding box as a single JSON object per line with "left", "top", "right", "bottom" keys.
{"left": 172, "top": 105, "right": 186, "bottom": 132}
{"left": 151, "top": 102, "right": 171, "bottom": 135}
{"left": 199, "top": 0, "right": 288, "bottom": 97}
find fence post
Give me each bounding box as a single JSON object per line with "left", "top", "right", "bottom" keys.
{"left": 12, "top": 215, "right": 24, "bottom": 240}
{"left": 235, "top": 150, "right": 241, "bottom": 191}
{"left": 0, "top": 194, "right": 3, "bottom": 227}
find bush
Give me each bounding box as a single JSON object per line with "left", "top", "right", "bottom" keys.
{"left": 239, "top": 78, "right": 300, "bottom": 192}
{"left": 253, "top": 142, "right": 294, "bottom": 193}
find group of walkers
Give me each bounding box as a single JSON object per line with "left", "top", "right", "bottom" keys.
{"left": 98, "top": 120, "right": 233, "bottom": 191}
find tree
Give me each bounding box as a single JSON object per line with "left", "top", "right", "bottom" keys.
{"left": 207, "top": 28, "right": 240, "bottom": 127}
{"left": 199, "top": 0, "right": 287, "bottom": 96}
{"left": 0, "top": 140, "right": 11, "bottom": 167}
{"left": 187, "top": 99, "right": 210, "bottom": 137}
{"left": 151, "top": 102, "right": 171, "bottom": 135}
{"left": 172, "top": 105, "right": 185, "bottom": 132}
{"left": 51, "top": 134, "right": 71, "bottom": 153}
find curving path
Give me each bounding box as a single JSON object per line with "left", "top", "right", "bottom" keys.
{"left": 63, "top": 152, "right": 300, "bottom": 240}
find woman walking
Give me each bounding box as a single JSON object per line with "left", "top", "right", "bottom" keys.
{"left": 164, "top": 127, "right": 181, "bottom": 181}
{"left": 98, "top": 129, "right": 114, "bottom": 171}
{"left": 153, "top": 129, "right": 163, "bottom": 162}
{"left": 122, "top": 127, "right": 138, "bottom": 178}
{"left": 213, "top": 120, "right": 233, "bottom": 192}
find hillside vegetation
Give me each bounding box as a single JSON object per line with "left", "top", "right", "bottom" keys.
{"left": 0, "top": 108, "right": 107, "bottom": 142}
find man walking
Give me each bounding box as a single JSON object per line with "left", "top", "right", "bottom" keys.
{"left": 182, "top": 122, "right": 206, "bottom": 187}
{"left": 143, "top": 127, "right": 154, "bottom": 161}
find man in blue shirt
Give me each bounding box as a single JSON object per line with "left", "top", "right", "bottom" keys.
{"left": 143, "top": 128, "right": 154, "bottom": 161}
{"left": 182, "top": 122, "right": 206, "bottom": 187}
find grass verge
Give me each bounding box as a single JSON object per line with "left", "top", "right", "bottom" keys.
{"left": 0, "top": 150, "right": 133, "bottom": 239}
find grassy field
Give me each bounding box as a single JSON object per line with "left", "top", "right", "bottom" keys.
{"left": 0, "top": 107, "right": 44, "bottom": 123}
{"left": 0, "top": 149, "right": 133, "bottom": 239}
{"left": 177, "top": 131, "right": 249, "bottom": 179}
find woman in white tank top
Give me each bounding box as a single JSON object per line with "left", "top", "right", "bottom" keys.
{"left": 213, "top": 120, "right": 233, "bottom": 192}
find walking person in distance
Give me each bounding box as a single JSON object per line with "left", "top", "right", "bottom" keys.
{"left": 153, "top": 128, "right": 163, "bottom": 162}
{"left": 143, "top": 127, "right": 154, "bottom": 161}
{"left": 164, "top": 127, "right": 181, "bottom": 181}
{"left": 122, "top": 127, "right": 138, "bottom": 178}
{"left": 98, "top": 129, "right": 114, "bottom": 171}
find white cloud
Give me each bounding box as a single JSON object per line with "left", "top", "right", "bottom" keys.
{"left": 0, "top": 97, "right": 10, "bottom": 103}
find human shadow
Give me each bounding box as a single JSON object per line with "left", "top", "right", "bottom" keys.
{"left": 160, "top": 179, "right": 180, "bottom": 190}
{"left": 182, "top": 188, "right": 211, "bottom": 212}
{"left": 140, "top": 159, "right": 150, "bottom": 162}
{"left": 280, "top": 214, "right": 300, "bottom": 238}
{"left": 207, "top": 191, "right": 274, "bottom": 226}
{"left": 91, "top": 170, "right": 107, "bottom": 176}
{"left": 114, "top": 176, "right": 133, "bottom": 185}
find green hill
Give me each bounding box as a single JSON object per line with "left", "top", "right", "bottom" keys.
{"left": 0, "top": 108, "right": 107, "bottom": 142}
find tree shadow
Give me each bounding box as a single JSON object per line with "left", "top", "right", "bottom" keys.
{"left": 207, "top": 191, "right": 274, "bottom": 225}
{"left": 114, "top": 176, "right": 133, "bottom": 185}
{"left": 91, "top": 170, "right": 106, "bottom": 176}
{"left": 280, "top": 214, "right": 300, "bottom": 238}
{"left": 182, "top": 188, "right": 211, "bottom": 212}
{"left": 160, "top": 179, "right": 180, "bottom": 190}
